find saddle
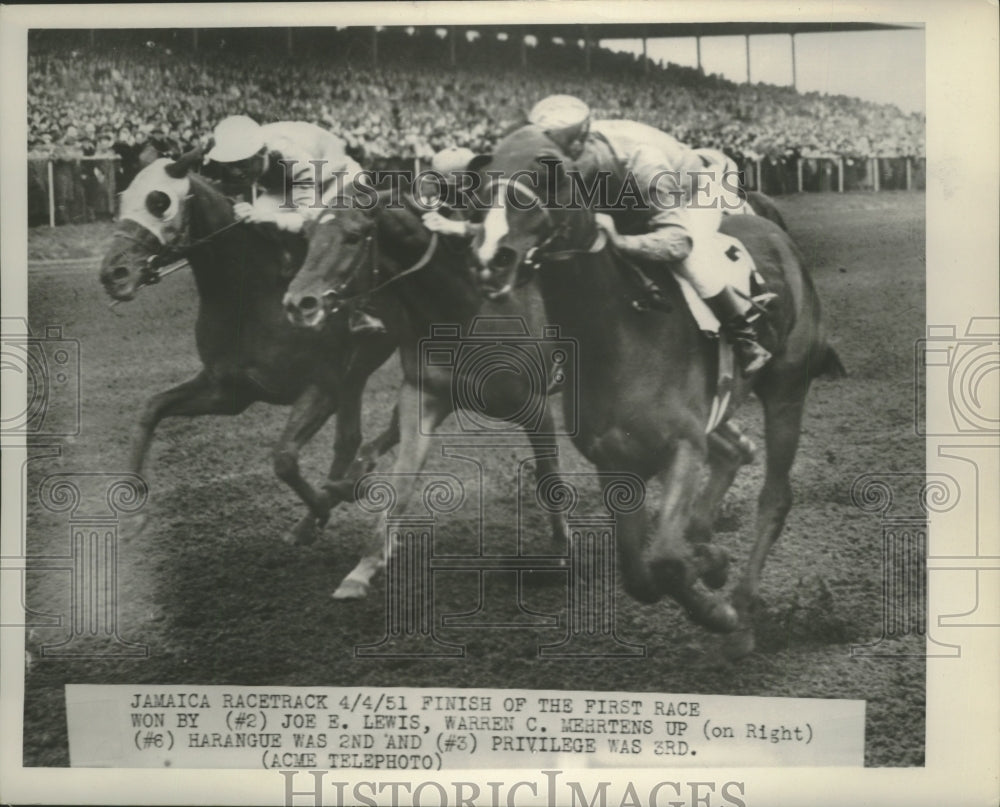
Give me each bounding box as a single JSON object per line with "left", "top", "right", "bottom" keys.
{"left": 615, "top": 234, "right": 770, "bottom": 434}
{"left": 616, "top": 233, "right": 766, "bottom": 329}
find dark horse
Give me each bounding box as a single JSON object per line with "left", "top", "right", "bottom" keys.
{"left": 283, "top": 191, "right": 570, "bottom": 599}
{"left": 472, "top": 125, "right": 845, "bottom": 656}
{"left": 99, "top": 155, "right": 397, "bottom": 542}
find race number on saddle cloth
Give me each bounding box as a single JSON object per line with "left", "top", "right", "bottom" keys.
{"left": 207, "top": 116, "right": 363, "bottom": 233}
{"left": 528, "top": 94, "right": 774, "bottom": 376}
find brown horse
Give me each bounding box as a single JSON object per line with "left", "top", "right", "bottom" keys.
{"left": 471, "top": 125, "right": 845, "bottom": 656}
{"left": 99, "top": 155, "right": 397, "bottom": 543}
{"left": 283, "top": 192, "right": 570, "bottom": 599}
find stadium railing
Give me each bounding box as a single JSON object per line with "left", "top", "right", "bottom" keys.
{"left": 26, "top": 154, "right": 925, "bottom": 228}
{"left": 740, "top": 156, "right": 926, "bottom": 195}
{"left": 28, "top": 155, "right": 120, "bottom": 227}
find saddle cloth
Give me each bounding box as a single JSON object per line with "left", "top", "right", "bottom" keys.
{"left": 677, "top": 233, "right": 763, "bottom": 334}
{"left": 673, "top": 233, "right": 765, "bottom": 435}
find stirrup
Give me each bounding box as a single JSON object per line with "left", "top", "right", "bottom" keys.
{"left": 733, "top": 337, "right": 771, "bottom": 376}
{"left": 744, "top": 291, "right": 778, "bottom": 321}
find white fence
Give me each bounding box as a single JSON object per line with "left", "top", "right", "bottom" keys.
{"left": 741, "top": 155, "right": 925, "bottom": 195}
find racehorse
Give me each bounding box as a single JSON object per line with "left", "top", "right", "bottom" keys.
{"left": 98, "top": 153, "right": 398, "bottom": 543}
{"left": 471, "top": 124, "right": 845, "bottom": 656}
{"left": 282, "top": 191, "right": 571, "bottom": 599}
{"left": 745, "top": 191, "right": 788, "bottom": 231}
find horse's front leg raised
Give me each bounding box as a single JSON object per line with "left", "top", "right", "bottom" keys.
{"left": 276, "top": 383, "right": 341, "bottom": 545}
{"left": 645, "top": 438, "right": 739, "bottom": 633}
{"left": 332, "top": 382, "right": 451, "bottom": 600}
{"left": 127, "top": 369, "right": 256, "bottom": 534}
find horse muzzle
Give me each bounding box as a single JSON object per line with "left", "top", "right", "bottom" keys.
{"left": 99, "top": 264, "right": 140, "bottom": 302}
{"left": 283, "top": 287, "right": 343, "bottom": 329}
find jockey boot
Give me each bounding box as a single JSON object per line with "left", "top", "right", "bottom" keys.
{"left": 348, "top": 306, "right": 387, "bottom": 336}
{"left": 705, "top": 286, "right": 774, "bottom": 376}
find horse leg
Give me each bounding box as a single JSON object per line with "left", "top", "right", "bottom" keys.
{"left": 727, "top": 390, "right": 807, "bottom": 658}
{"left": 324, "top": 338, "right": 399, "bottom": 501}
{"left": 646, "top": 438, "right": 740, "bottom": 633}
{"left": 126, "top": 369, "right": 255, "bottom": 533}
{"left": 325, "top": 405, "right": 400, "bottom": 504}
{"left": 686, "top": 424, "right": 755, "bottom": 588}
{"left": 276, "top": 384, "right": 341, "bottom": 546}
{"left": 526, "top": 406, "right": 570, "bottom": 551}
{"left": 332, "top": 383, "right": 450, "bottom": 600}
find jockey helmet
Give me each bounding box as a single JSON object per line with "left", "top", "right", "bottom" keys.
{"left": 207, "top": 115, "right": 266, "bottom": 163}
{"left": 528, "top": 94, "right": 591, "bottom": 156}
{"left": 431, "top": 146, "right": 476, "bottom": 175}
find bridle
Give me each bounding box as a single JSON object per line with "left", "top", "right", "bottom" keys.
{"left": 488, "top": 177, "right": 609, "bottom": 286}
{"left": 110, "top": 191, "right": 248, "bottom": 299}
{"left": 309, "top": 204, "right": 440, "bottom": 313}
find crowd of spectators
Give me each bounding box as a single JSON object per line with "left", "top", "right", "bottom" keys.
{"left": 27, "top": 29, "right": 925, "bottom": 184}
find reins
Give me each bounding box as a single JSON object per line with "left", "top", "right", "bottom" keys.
{"left": 312, "top": 203, "right": 440, "bottom": 310}
{"left": 108, "top": 194, "right": 246, "bottom": 308}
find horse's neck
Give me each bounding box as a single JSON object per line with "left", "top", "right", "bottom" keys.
{"left": 377, "top": 214, "right": 482, "bottom": 332}
{"left": 396, "top": 254, "right": 482, "bottom": 334}
{"left": 186, "top": 180, "right": 280, "bottom": 305}
{"left": 538, "top": 253, "right": 629, "bottom": 350}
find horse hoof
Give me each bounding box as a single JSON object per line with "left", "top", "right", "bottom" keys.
{"left": 332, "top": 579, "right": 369, "bottom": 600}
{"left": 285, "top": 515, "right": 320, "bottom": 546}
{"left": 686, "top": 596, "right": 740, "bottom": 634}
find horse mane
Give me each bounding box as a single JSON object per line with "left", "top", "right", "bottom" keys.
{"left": 359, "top": 188, "right": 480, "bottom": 320}
{"left": 183, "top": 171, "right": 301, "bottom": 287}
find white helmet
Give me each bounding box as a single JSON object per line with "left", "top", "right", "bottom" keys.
{"left": 528, "top": 95, "right": 591, "bottom": 155}
{"left": 207, "top": 115, "right": 266, "bottom": 162}
{"left": 529, "top": 95, "right": 590, "bottom": 131}
{"left": 430, "top": 146, "right": 476, "bottom": 175}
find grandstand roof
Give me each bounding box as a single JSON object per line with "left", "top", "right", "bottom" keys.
{"left": 545, "top": 22, "right": 912, "bottom": 40}
{"left": 407, "top": 22, "right": 919, "bottom": 41}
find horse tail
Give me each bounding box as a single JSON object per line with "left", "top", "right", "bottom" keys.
{"left": 762, "top": 228, "right": 845, "bottom": 381}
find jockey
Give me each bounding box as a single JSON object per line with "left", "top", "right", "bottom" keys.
{"left": 528, "top": 95, "right": 773, "bottom": 375}
{"left": 206, "top": 115, "right": 385, "bottom": 334}
{"left": 420, "top": 146, "right": 483, "bottom": 239}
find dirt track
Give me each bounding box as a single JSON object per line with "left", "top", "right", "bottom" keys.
{"left": 22, "top": 191, "right": 926, "bottom": 767}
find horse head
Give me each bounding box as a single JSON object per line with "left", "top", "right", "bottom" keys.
{"left": 471, "top": 124, "right": 601, "bottom": 295}
{"left": 99, "top": 150, "right": 207, "bottom": 301}
{"left": 283, "top": 193, "right": 428, "bottom": 330}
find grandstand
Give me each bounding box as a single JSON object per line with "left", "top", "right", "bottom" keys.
{"left": 26, "top": 27, "right": 925, "bottom": 225}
